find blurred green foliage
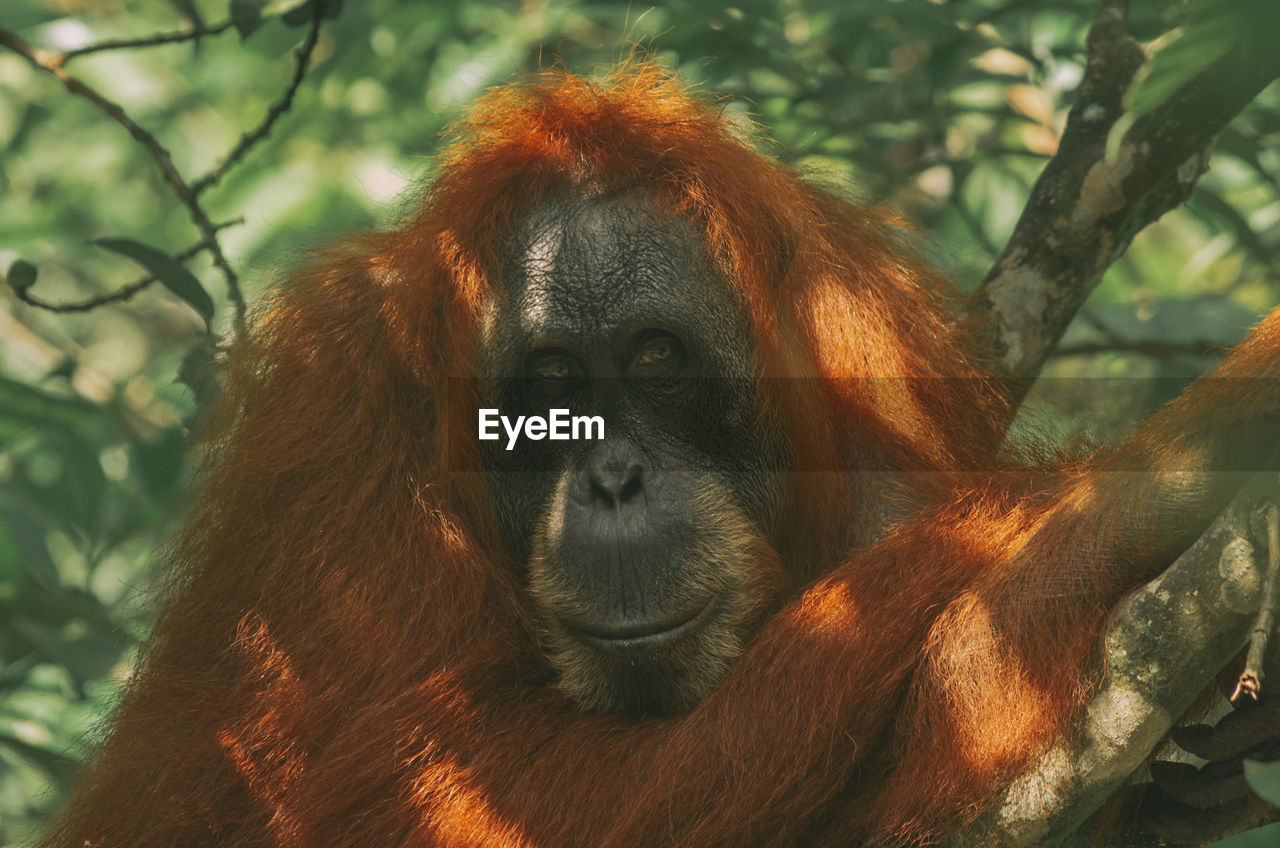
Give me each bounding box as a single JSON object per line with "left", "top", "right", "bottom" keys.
{"left": 0, "top": 0, "right": 1278, "bottom": 844}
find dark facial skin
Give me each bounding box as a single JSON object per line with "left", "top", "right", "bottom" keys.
{"left": 480, "top": 191, "right": 787, "bottom": 716}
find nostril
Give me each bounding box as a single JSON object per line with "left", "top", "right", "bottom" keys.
{"left": 588, "top": 471, "right": 619, "bottom": 504}
{"left": 619, "top": 465, "right": 643, "bottom": 502}
{"left": 586, "top": 455, "right": 645, "bottom": 505}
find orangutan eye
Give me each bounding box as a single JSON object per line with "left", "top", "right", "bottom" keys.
{"left": 632, "top": 333, "right": 683, "bottom": 372}
{"left": 529, "top": 351, "right": 579, "bottom": 383}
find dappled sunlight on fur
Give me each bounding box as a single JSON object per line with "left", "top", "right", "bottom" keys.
{"left": 217, "top": 615, "right": 312, "bottom": 848}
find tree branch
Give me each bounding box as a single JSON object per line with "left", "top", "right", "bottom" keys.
{"left": 1232, "top": 502, "right": 1280, "bottom": 702}
{"left": 12, "top": 219, "right": 243, "bottom": 314}
{"left": 0, "top": 26, "right": 247, "bottom": 333}
{"left": 61, "top": 20, "right": 234, "bottom": 62}
{"left": 1051, "top": 339, "right": 1226, "bottom": 360}
{"left": 948, "top": 474, "right": 1280, "bottom": 847}
{"left": 966, "top": 0, "right": 1280, "bottom": 406}
{"left": 190, "top": 10, "right": 323, "bottom": 197}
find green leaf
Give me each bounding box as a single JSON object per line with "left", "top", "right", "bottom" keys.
{"left": 275, "top": 0, "right": 342, "bottom": 26}
{"left": 178, "top": 337, "right": 223, "bottom": 423}
{"left": 1128, "top": 24, "right": 1235, "bottom": 118}
{"left": 132, "top": 426, "right": 188, "bottom": 500}
{"left": 0, "top": 733, "right": 81, "bottom": 791}
{"left": 9, "top": 613, "right": 123, "bottom": 695}
{"left": 0, "top": 375, "right": 98, "bottom": 430}
{"left": 93, "top": 237, "right": 215, "bottom": 326}
{"left": 46, "top": 432, "right": 108, "bottom": 544}
{"left": 0, "top": 494, "right": 58, "bottom": 589}
{"left": 167, "top": 0, "right": 205, "bottom": 31}
{"left": 6, "top": 259, "right": 36, "bottom": 294}
{"left": 230, "top": 0, "right": 265, "bottom": 39}
{"left": 1128, "top": 0, "right": 1280, "bottom": 119}
{"left": 1244, "top": 759, "right": 1280, "bottom": 807}
{"left": 280, "top": 0, "right": 317, "bottom": 26}
{"left": 1206, "top": 822, "right": 1280, "bottom": 847}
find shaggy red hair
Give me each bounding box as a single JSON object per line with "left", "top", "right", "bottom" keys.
{"left": 43, "top": 63, "right": 1280, "bottom": 848}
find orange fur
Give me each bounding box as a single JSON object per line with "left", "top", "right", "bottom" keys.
{"left": 42, "top": 64, "right": 1280, "bottom": 847}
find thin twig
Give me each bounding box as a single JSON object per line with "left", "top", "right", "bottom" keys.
{"left": 0, "top": 23, "right": 299, "bottom": 335}
{"left": 0, "top": 29, "right": 186, "bottom": 209}
{"left": 1077, "top": 308, "right": 1127, "bottom": 344}
{"left": 1052, "top": 339, "right": 1226, "bottom": 359}
{"left": 62, "top": 20, "right": 235, "bottom": 63}
{"left": 191, "top": 9, "right": 324, "bottom": 196}
{"left": 1232, "top": 500, "right": 1280, "bottom": 701}
{"left": 13, "top": 219, "right": 244, "bottom": 314}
